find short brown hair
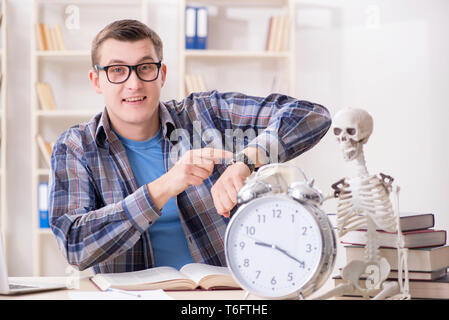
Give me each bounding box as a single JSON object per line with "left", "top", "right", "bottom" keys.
{"left": 91, "top": 19, "right": 163, "bottom": 68}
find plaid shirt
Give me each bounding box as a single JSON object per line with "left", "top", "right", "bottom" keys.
{"left": 49, "top": 90, "right": 331, "bottom": 274}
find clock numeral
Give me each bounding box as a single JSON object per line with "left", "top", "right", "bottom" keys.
{"left": 299, "top": 261, "right": 305, "bottom": 269}
{"left": 244, "top": 259, "right": 250, "bottom": 267}
{"left": 287, "top": 272, "right": 293, "bottom": 281}
{"left": 291, "top": 214, "right": 295, "bottom": 224}
{"left": 239, "top": 241, "right": 245, "bottom": 250}
{"left": 306, "top": 243, "right": 312, "bottom": 253}
{"left": 301, "top": 226, "right": 307, "bottom": 236}
{"left": 257, "top": 214, "right": 266, "bottom": 224}
{"left": 272, "top": 209, "right": 282, "bottom": 218}
{"left": 255, "top": 270, "right": 261, "bottom": 279}
{"left": 246, "top": 226, "right": 256, "bottom": 235}
{"left": 270, "top": 276, "right": 277, "bottom": 285}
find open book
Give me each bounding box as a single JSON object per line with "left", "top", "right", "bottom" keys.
{"left": 90, "top": 263, "right": 241, "bottom": 291}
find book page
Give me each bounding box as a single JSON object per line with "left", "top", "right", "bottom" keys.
{"left": 96, "top": 266, "right": 187, "bottom": 286}
{"left": 180, "top": 263, "right": 231, "bottom": 284}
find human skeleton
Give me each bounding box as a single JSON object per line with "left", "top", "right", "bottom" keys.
{"left": 314, "top": 108, "right": 410, "bottom": 300}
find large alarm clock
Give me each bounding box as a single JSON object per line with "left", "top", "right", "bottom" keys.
{"left": 224, "top": 164, "right": 336, "bottom": 299}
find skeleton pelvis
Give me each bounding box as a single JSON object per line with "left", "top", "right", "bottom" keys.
{"left": 342, "top": 258, "right": 390, "bottom": 292}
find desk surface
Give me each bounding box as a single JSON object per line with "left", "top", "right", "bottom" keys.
{"left": 0, "top": 276, "right": 255, "bottom": 300}
{"left": 0, "top": 276, "right": 334, "bottom": 300}
{"left": 0, "top": 277, "right": 334, "bottom": 300}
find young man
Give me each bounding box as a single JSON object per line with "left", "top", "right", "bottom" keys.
{"left": 49, "top": 20, "right": 331, "bottom": 274}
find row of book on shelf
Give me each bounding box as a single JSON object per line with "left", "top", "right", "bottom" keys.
{"left": 36, "top": 82, "right": 57, "bottom": 111}
{"left": 184, "top": 6, "right": 289, "bottom": 52}
{"left": 183, "top": 72, "right": 288, "bottom": 96}
{"left": 36, "top": 134, "right": 53, "bottom": 169}
{"left": 35, "top": 23, "right": 66, "bottom": 51}
{"left": 184, "top": 73, "right": 207, "bottom": 95}
{"left": 328, "top": 213, "right": 449, "bottom": 299}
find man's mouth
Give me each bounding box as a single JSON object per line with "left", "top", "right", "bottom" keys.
{"left": 122, "top": 96, "right": 147, "bottom": 102}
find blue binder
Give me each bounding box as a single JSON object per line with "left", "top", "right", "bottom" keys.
{"left": 38, "top": 182, "right": 50, "bottom": 228}
{"left": 195, "top": 6, "right": 208, "bottom": 50}
{"left": 185, "top": 6, "right": 196, "bottom": 49}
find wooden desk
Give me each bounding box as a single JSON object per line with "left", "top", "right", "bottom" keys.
{"left": 0, "top": 276, "right": 333, "bottom": 300}
{"left": 0, "top": 276, "right": 252, "bottom": 300}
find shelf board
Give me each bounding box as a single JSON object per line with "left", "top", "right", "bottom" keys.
{"left": 184, "top": 50, "right": 291, "bottom": 58}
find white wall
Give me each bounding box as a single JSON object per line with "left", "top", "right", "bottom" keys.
{"left": 291, "top": 0, "right": 449, "bottom": 232}
{"left": 4, "top": 0, "right": 449, "bottom": 276}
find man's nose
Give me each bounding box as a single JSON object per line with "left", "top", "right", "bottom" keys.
{"left": 124, "top": 68, "right": 143, "bottom": 89}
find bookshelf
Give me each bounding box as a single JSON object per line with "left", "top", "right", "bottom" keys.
{"left": 178, "top": 0, "right": 296, "bottom": 99}
{"left": 0, "top": 0, "right": 7, "bottom": 255}
{"left": 30, "top": 0, "right": 146, "bottom": 276}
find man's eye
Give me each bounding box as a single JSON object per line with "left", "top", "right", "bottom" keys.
{"left": 111, "top": 67, "right": 125, "bottom": 73}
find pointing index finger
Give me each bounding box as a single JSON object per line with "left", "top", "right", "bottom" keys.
{"left": 199, "top": 148, "right": 234, "bottom": 161}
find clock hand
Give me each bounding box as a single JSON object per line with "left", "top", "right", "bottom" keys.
{"left": 249, "top": 236, "right": 305, "bottom": 266}
{"left": 254, "top": 240, "right": 274, "bottom": 248}
{"left": 273, "top": 245, "right": 305, "bottom": 266}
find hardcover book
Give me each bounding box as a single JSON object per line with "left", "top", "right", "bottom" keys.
{"left": 340, "top": 229, "right": 446, "bottom": 249}
{"left": 90, "top": 263, "right": 240, "bottom": 291}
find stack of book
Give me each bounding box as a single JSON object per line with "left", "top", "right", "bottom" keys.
{"left": 36, "top": 82, "right": 57, "bottom": 111}
{"left": 266, "top": 15, "right": 290, "bottom": 52}
{"left": 36, "top": 134, "right": 54, "bottom": 168}
{"left": 333, "top": 213, "right": 449, "bottom": 299}
{"left": 35, "top": 23, "right": 66, "bottom": 51}
{"left": 184, "top": 74, "right": 207, "bottom": 95}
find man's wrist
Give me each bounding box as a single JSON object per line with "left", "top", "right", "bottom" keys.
{"left": 232, "top": 152, "right": 256, "bottom": 173}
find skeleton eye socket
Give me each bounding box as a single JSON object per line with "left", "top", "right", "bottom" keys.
{"left": 346, "top": 128, "right": 356, "bottom": 135}
{"left": 333, "top": 128, "right": 342, "bottom": 135}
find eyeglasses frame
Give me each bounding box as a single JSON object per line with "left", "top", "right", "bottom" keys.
{"left": 94, "top": 61, "right": 162, "bottom": 84}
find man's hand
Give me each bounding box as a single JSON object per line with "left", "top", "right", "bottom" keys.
{"left": 211, "top": 162, "right": 251, "bottom": 218}
{"left": 147, "top": 148, "right": 233, "bottom": 210}
{"left": 169, "top": 148, "right": 234, "bottom": 194}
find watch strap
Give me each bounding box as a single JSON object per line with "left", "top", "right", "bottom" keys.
{"left": 233, "top": 152, "right": 256, "bottom": 173}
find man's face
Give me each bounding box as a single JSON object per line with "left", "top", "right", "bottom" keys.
{"left": 89, "top": 38, "right": 166, "bottom": 137}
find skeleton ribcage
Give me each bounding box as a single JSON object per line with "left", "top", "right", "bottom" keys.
{"left": 336, "top": 175, "right": 398, "bottom": 237}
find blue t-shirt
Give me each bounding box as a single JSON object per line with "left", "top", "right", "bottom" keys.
{"left": 116, "top": 128, "right": 194, "bottom": 269}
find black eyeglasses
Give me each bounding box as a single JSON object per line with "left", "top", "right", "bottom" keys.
{"left": 94, "top": 61, "right": 162, "bottom": 84}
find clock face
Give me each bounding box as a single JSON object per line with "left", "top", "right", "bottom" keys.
{"left": 225, "top": 196, "right": 324, "bottom": 298}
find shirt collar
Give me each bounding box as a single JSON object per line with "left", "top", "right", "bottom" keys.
{"left": 95, "top": 103, "right": 176, "bottom": 148}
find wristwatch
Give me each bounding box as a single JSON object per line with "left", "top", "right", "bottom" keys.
{"left": 232, "top": 152, "right": 256, "bottom": 173}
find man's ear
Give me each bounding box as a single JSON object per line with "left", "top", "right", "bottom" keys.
{"left": 89, "top": 69, "right": 102, "bottom": 94}
{"left": 160, "top": 63, "right": 167, "bottom": 88}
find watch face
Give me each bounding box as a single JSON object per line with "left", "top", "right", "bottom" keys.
{"left": 225, "top": 196, "right": 324, "bottom": 298}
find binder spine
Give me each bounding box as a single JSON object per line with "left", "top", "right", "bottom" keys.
{"left": 195, "top": 7, "right": 208, "bottom": 50}
{"left": 185, "top": 6, "right": 196, "bottom": 49}
{"left": 38, "top": 182, "right": 50, "bottom": 228}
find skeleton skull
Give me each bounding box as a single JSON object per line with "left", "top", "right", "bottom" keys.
{"left": 333, "top": 108, "right": 373, "bottom": 161}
